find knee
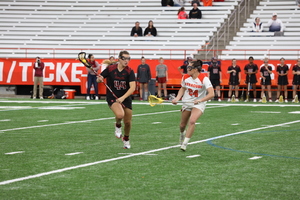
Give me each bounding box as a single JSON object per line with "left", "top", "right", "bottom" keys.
{"left": 124, "top": 120, "right": 131, "bottom": 127}
{"left": 189, "top": 120, "right": 196, "bottom": 126}
{"left": 115, "top": 113, "right": 125, "bottom": 120}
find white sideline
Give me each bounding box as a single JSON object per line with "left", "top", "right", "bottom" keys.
{"left": 1, "top": 119, "right": 299, "bottom": 186}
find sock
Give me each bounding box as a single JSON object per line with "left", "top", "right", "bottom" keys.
{"left": 116, "top": 123, "right": 121, "bottom": 128}
{"left": 123, "top": 135, "right": 129, "bottom": 141}
{"left": 183, "top": 137, "right": 190, "bottom": 145}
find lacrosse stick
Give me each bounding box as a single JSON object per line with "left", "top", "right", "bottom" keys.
{"left": 148, "top": 95, "right": 195, "bottom": 107}
{"left": 240, "top": 88, "right": 244, "bottom": 101}
{"left": 246, "top": 75, "right": 250, "bottom": 102}
{"left": 261, "top": 78, "right": 267, "bottom": 103}
{"left": 78, "top": 52, "right": 125, "bottom": 107}
{"left": 294, "top": 94, "right": 299, "bottom": 103}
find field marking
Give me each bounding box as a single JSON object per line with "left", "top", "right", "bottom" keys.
{"left": 118, "top": 153, "right": 157, "bottom": 156}
{"left": 249, "top": 156, "right": 262, "bottom": 160}
{"left": 5, "top": 151, "right": 24, "bottom": 155}
{"left": 250, "top": 111, "right": 281, "bottom": 114}
{"left": 65, "top": 152, "right": 83, "bottom": 156}
{"left": 1, "top": 119, "right": 299, "bottom": 186}
{"left": 186, "top": 155, "right": 201, "bottom": 158}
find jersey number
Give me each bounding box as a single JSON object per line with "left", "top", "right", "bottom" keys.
{"left": 188, "top": 88, "right": 199, "bottom": 97}
{"left": 114, "top": 80, "right": 126, "bottom": 90}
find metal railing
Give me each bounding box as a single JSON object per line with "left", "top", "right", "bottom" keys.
{"left": 202, "top": 0, "right": 261, "bottom": 60}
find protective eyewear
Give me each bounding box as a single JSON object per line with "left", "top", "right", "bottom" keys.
{"left": 120, "top": 56, "right": 131, "bottom": 61}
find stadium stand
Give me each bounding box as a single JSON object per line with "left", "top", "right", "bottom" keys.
{"left": 220, "top": 0, "right": 300, "bottom": 60}
{"left": 0, "top": 0, "right": 240, "bottom": 59}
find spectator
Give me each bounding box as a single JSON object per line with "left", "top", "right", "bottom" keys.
{"left": 297, "top": 0, "right": 300, "bottom": 7}
{"left": 275, "top": 57, "right": 289, "bottom": 103}
{"left": 130, "top": 21, "right": 143, "bottom": 37}
{"left": 252, "top": 17, "right": 263, "bottom": 32}
{"left": 207, "top": 57, "right": 222, "bottom": 101}
{"left": 32, "top": 56, "right": 44, "bottom": 99}
{"left": 86, "top": 54, "right": 100, "bottom": 100}
{"left": 161, "top": 0, "right": 174, "bottom": 6}
{"left": 189, "top": 0, "right": 201, "bottom": 6}
{"left": 177, "top": 7, "right": 188, "bottom": 19}
{"left": 244, "top": 56, "right": 258, "bottom": 102}
{"left": 109, "top": 56, "right": 116, "bottom": 63}
{"left": 174, "top": 0, "right": 184, "bottom": 7}
{"left": 267, "top": 13, "right": 284, "bottom": 32}
{"left": 178, "top": 57, "right": 193, "bottom": 75}
{"left": 156, "top": 57, "right": 168, "bottom": 99}
{"left": 202, "top": 0, "right": 212, "bottom": 6}
{"left": 227, "top": 58, "right": 241, "bottom": 102}
{"left": 259, "top": 58, "right": 273, "bottom": 102}
{"left": 292, "top": 58, "right": 300, "bottom": 102}
{"left": 144, "top": 20, "right": 157, "bottom": 37}
{"left": 189, "top": 2, "right": 202, "bottom": 19}
{"left": 137, "top": 57, "right": 152, "bottom": 101}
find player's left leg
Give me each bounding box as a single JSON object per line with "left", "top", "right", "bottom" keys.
{"left": 162, "top": 82, "right": 167, "bottom": 99}
{"left": 181, "top": 107, "right": 203, "bottom": 151}
{"left": 179, "top": 110, "right": 191, "bottom": 144}
{"left": 110, "top": 102, "right": 125, "bottom": 138}
{"left": 123, "top": 107, "right": 132, "bottom": 149}
{"left": 284, "top": 85, "right": 288, "bottom": 102}
{"left": 252, "top": 83, "right": 257, "bottom": 102}
{"left": 143, "top": 82, "right": 149, "bottom": 100}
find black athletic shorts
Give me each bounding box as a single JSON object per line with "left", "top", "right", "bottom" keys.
{"left": 261, "top": 79, "right": 271, "bottom": 85}
{"left": 229, "top": 80, "right": 240, "bottom": 86}
{"left": 210, "top": 79, "right": 220, "bottom": 87}
{"left": 278, "top": 76, "right": 288, "bottom": 85}
{"left": 293, "top": 77, "right": 300, "bottom": 85}
{"left": 106, "top": 96, "right": 132, "bottom": 110}
{"left": 246, "top": 75, "right": 257, "bottom": 84}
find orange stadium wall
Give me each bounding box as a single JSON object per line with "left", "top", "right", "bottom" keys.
{"left": 0, "top": 58, "right": 296, "bottom": 93}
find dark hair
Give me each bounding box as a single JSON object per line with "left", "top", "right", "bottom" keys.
{"left": 88, "top": 54, "right": 93, "bottom": 59}
{"left": 141, "top": 56, "right": 145, "bottom": 59}
{"left": 190, "top": 60, "right": 203, "bottom": 72}
{"left": 248, "top": 56, "right": 254, "bottom": 60}
{"left": 119, "top": 50, "right": 130, "bottom": 58}
{"left": 147, "top": 20, "right": 154, "bottom": 28}
{"left": 177, "top": 7, "right": 185, "bottom": 15}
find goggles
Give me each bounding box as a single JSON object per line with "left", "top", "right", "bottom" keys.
{"left": 120, "top": 56, "right": 131, "bottom": 61}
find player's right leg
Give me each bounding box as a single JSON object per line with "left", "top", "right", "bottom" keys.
{"left": 110, "top": 102, "right": 125, "bottom": 138}
{"left": 179, "top": 110, "right": 191, "bottom": 145}
{"left": 122, "top": 107, "right": 132, "bottom": 149}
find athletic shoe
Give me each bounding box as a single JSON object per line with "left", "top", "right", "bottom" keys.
{"left": 269, "top": 99, "right": 273, "bottom": 103}
{"left": 115, "top": 126, "right": 122, "bottom": 139}
{"left": 139, "top": 97, "right": 143, "bottom": 101}
{"left": 40, "top": 97, "right": 43, "bottom": 99}
{"left": 180, "top": 131, "right": 185, "bottom": 145}
{"left": 218, "top": 98, "right": 221, "bottom": 102}
{"left": 86, "top": 96, "right": 90, "bottom": 100}
{"left": 244, "top": 99, "right": 248, "bottom": 102}
{"left": 259, "top": 99, "right": 262, "bottom": 102}
{"left": 292, "top": 99, "right": 295, "bottom": 103}
{"left": 33, "top": 97, "right": 36, "bottom": 99}
{"left": 253, "top": 98, "right": 257, "bottom": 102}
{"left": 123, "top": 139, "right": 131, "bottom": 149}
{"left": 208, "top": 100, "right": 211, "bottom": 102}
{"left": 180, "top": 143, "right": 187, "bottom": 151}
{"left": 235, "top": 98, "right": 239, "bottom": 102}
{"left": 95, "top": 96, "right": 99, "bottom": 100}
{"left": 227, "top": 98, "right": 230, "bottom": 102}
{"left": 285, "top": 99, "right": 288, "bottom": 103}
{"left": 275, "top": 99, "right": 279, "bottom": 103}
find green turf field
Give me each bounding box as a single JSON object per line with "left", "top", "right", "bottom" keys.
{"left": 0, "top": 98, "right": 299, "bottom": 199}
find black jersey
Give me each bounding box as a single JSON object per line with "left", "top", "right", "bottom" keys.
{"left": 208, "top": 62, "right": 221, "bottom": 80}
{"left": 101, "top": 64, "right": 136, "bottom": 99}
{"left": 260, "top": 66, "right": 272, "bottom": 80}
{"left": 244, "top": 63, "right": 258, "bottom": 83}
{"left": 276, "top": 65, "right": 289, "bottom": 85}
{"left": 292, "top": 65, "right": 300, "bottom": 85}
{"left": 227, "top": 65, "right": 241, "bottom": 85}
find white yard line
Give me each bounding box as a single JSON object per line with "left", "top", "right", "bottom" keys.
{"left": 1, "top": 119, "right": 299, "bottom": 186}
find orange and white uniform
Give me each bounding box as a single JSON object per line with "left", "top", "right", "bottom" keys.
{"left": 181, "top": 73, "right": 212, "bottom": 112}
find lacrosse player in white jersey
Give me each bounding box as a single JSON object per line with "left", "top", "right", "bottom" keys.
{"left": 172, "top": 60, "right": 214, "bottom": 151}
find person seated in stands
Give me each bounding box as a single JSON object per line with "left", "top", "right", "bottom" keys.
{"left": 297, "top": 0, "right": 300, "bottom": 7}
{"left": 174, "top": 0, "right": 185, "bottom": 7}
{"left": 177, "top": 7, "right": 188, "bottom": 19}
{"left": 130, "top": 21, "right": 143, "bottom": 37}
{"left": 189, "top": 2, "right": 202, "bottom": 19}
{"left": 252, "top": 17, "right": 263, "bottom": 32}
{"left": 267, "top": 13, "right": 284, "bottom": 32}
{"left": 202, "top": 0, "right": 213, "bottom": 6}
{"left": 161, "top": 0, "right": 174, "bottom": 6}
{"left": 144, "top": 20, "right": 157, "bottom": 37}
{"left": 189, "top": 0, "right": 200, "bottom": 6}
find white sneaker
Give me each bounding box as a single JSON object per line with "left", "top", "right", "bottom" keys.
{"left": 180, "top": 131, "right": 185, "bottom": 145}
{"left": 269, "top": 99, "right": 273, "bottom": 103}
{"left": 180, "top": 143, "right": 187, "bottom": 151}
{"left": 235, "top": 99, "right": 239, "bottom": 102}
{"left": 227, "top": 98, "right": 231, "bottom": 102}
{"left": 259, "top": 99, "right": 262, "bottom": 102}
{"left": 218, "top": 98, "right": 221, "bottom": 102}
{"left": 285, "top": 99, "right": 288, "bottom": 103}
{"left": 244, "top": 99, "right": 248, "bottom": 102}
{"left": 86, "top": 96, "right": 90, "bottom": 100}
{"left": 33, "top": 97, "right": 36, "bottom": 99}
{"left": 275, "top": 99, "right": 279, "bottom": 103}
{"left": 115, "top": 126, "right": 122, "bottom": 139}
{"left": 208, "top": 100, "right": 211, "bottom": 102}
{"left": 95, "top": 96, "right": 99, "bottom": 100}
{"left": 123, "top": 139, "right": 131, "bottom": 149}
{"left": 40, "top": 97, "right": 43, "bottom": 99}
{"left": 253, "top": 98, "right": 257, "bottom": 102}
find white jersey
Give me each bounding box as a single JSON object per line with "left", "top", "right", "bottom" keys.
{"left": 181, "top": 74, "right": 212, "bottom": 112}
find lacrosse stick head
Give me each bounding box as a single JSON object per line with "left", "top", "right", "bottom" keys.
{"left": 78, "top": 52, "right": 92, "bottom": 68}
{"left": 148, "top": 95, "right": 164, "bottom": 107}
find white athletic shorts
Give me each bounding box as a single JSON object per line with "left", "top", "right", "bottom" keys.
{"left": 181, "top": 102, "right": 206, "bottom": 113}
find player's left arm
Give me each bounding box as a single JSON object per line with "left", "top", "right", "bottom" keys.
{"left": 196, "top": 87, "right": 214, "bottom": 104}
